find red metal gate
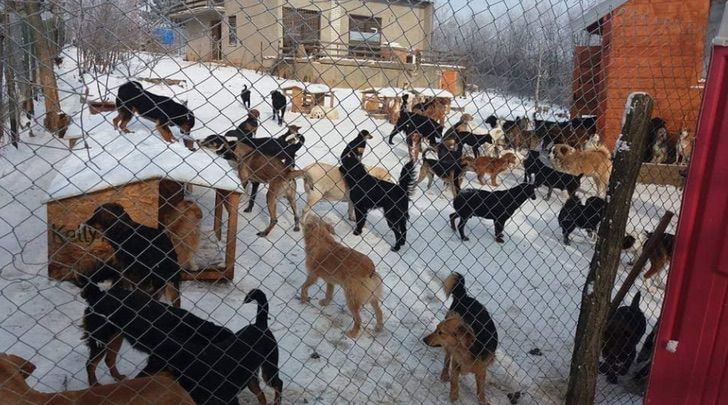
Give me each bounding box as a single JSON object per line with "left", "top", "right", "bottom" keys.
{"left": 645, "top": 40, "right": 728, "bottom": 404}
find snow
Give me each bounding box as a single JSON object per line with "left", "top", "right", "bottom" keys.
{"left": 46, "top": 132, "right": 243, "bottom": 202}
{"left": 0, "top": 51, "right": 683, "bottom": 405}
{"left": 281, "top": 81, "right": 331, "bottom": 94}
{"left": 362, "top": 87, "right": 405, "bottom": 98}
{"left": 411, "top": 87, "right": 455, "bottom": 98}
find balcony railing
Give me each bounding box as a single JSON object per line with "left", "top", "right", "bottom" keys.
{"left": 279, "top": 40, "right": 466, "bottom": 67}
{"left": 169, "top": 0, "right": 225, "bottom": 16}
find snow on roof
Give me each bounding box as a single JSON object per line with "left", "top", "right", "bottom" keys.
{"left": 570, "top": 0, "right": 628, "bottom": 32}
{"left": 411, "top": 87, "right": 454, "bottom": 98}
{"left": 280, "top": 81, "right": 332, "bottom": 93}
{"left": 46, "top": 132, "right": 243, "bottom": 202}
{"left": 361, "top": 87, "right": 405, "bottom": 97}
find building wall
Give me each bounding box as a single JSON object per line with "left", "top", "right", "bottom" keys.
{"left": 222, "top": 0, "right": 433, "bottom": 69}
{"left": 183, "top": 16, "right": 217, "bottom": 62}
{"left": 599, "top": 0, "right": 709, "bottom": 149}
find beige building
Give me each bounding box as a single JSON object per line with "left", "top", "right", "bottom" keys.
{"left": 171, "top": 0, "right": 464, "bottom": 94}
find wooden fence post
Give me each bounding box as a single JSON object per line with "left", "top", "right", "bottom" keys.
{"left": 565, "top": 93, "right": 654, "bottom": 404}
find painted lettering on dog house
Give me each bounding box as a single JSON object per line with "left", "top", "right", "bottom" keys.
{"left": 571, "top": 0, "right": 714, "bottom": 149}
{"left": 45, "top": 134, "right": 243, "bottom": 282}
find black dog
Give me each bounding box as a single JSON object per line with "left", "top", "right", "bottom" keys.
{"left": 85, "top": 202, "right": 181, "bottom": 306}
{"left": 453, "top": 131, "right": 492, "bottom": 158}
{"left": 81, "top": 281, "right": 282, "bottom": 405}
{"left": 558, "top": 195, "right": 606, "bottom": 245}
{"left": 633, "top": 322, "right": 657, "bottom": 383}
{"left": 524, "top": 150, "right": 581, "bottom": 200}
{"left": 449, "top": 182, "right": 536, "bottom": 243}
{"left": 113, "top": 81, "right": 195, "bottom": 144}
{"left": 388, "top": 111, "right": 443, "bottom": 146}
{"left": 241, "top": 124, "right": 305, "bottom": 168}
{"left": 340, "top": 155, "right": 416, "bottom": 252}
{"left": 270, "top": 90, "right": 287, "bottom": 126}
{"left": 341, "top": 130, "right": 373, "bottom": 161}
{"left": 600, "top": 291, "right": 647, "bottom": 384}
{"left": 418, "top": 144, "right": 466, "bottom": 195}
{"left": 240, "top": 84, "right": 251, "bottom": 109}
{"left": 443, "top": 272, "right": 498, "bottom": 360}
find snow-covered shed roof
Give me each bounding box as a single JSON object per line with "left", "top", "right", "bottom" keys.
{"left": 280, "top": 81, "right": 332, "bottom": 93}
{"left": 570, "top": 0, "right": 629, "bottom": 32}
{"left": 411, "top": 87, "right": 454, "bottom": 98}
{"left": 46, "top": 132, "right": 243, "bottom": 202}
{"left": 360, "top": 87, "right": 405, "bottom": 97}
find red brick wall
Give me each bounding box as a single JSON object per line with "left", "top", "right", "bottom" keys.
{"left": 597, "top": 0, "right": 709, "bottom": 149}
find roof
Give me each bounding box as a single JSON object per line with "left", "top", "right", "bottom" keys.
{"left": 570, "top": 0, "right": 629, "bottom": 32}
{"left": 46, "top": 132, "right": 243, "bottom": 202}
{"left": 411, "top": 87, "right": 454, "bottom": 98}
{"left": 280, "top": 81, "right": 332, "bottom": 93}
{"left": 361, "top": 87, "right": 406, "bottom": 97}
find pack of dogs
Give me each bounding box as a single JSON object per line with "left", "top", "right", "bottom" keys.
{"left": 11, "top": 81, "right": 677, "bottom": 404}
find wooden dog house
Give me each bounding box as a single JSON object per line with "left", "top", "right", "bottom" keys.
{"left": 282, "top": 82, "right": 335, "bottom": 114}
{"left": 360, "top": 87, "right": 406, "bottom": 123}
{"left": 45, "top": 134, "right": 244, "bottom": 283}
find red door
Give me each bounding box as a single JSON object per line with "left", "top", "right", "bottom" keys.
{"left": 645, "top": 44, "right": 728, "bottom": 404}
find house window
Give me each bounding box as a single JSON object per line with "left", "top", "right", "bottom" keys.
{"left": 349, "top": 15, "right": 382, "bottom": 58}
{"left": 228, "top": 15, "right": 237, "bottom": 45}
{"left": 282, "top": 7, "right": 321, "bottom": 56}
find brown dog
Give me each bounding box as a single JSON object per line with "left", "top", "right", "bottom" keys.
{"left": 464, "top": 152, "right": 517, "bottom": 186}
{"left": 301, "top": 215, "right": 384, "bottom": 338}
{"left": 159, "top": 200, "right": 203, "bottom": 272}
{"left": 0, "top": 353, "right": 194, "bottom": 404}
{"left": 423, "top": 315, "right": 495, "bottom": 405}
{"left": 550, "top": 144, "right": 612, "bottom": 196}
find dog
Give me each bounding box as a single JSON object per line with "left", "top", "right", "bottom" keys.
{"left": 524, "top": 150, "right": 581, "bottom": 200}
{"left": 632, "top": 322, "right": 657, "bottom": 383}
{"left": 80, "top": 281, "right": 282, "bottom": 405}
{"left": 84, "top": 203, "right": 181, "bottom": 306}
{"left": 0, "top": 353, "right": 195, "bottom": 404}
{"left": 113, "top": 81, "right": 195, "bottom": 145}
{"left": 675, "top": 129, "right": 692, "bottom": 164}
{"left": 301, "top": 216, "right": 384, "bottom": 338}
{"left": 423, "top": 315, "right": 495, "bottom": 405}
{"left": 557, "top": 195, "right": 606, "bottom": 245}
{"left": 159, "top": 200, "right": 203, "bottom": 272}
{"left": 550, "top": 143, "right": 612, "bottom": 196}
{"left": 600, "top": 291, "right": 646, "bottom": 384}
{"left": 463, "top": 152, "right": 517, "bottom": 186}
{"left": 621, "top": 231, "right": 675, "bottom": 288}
{"left": 651, "top": 128, "right": 669, "bottom": 164}
{"left": 199, "top": 134, "right": 237, "bottom": 161}
{"left": 270, "top": 90, "right": 286, "bottom": 126}
{"left": 241, "top": 124, "right": 305, "bottom": 168}
{"left": 449, "top": 181, "right": 536, "bottom": 243}
{"left": 301, "top": 162, "right": 392, "bottom": 221}
{"left": 417, "top": 147, "right": 468, "bottom": 196}
{"left": 644, "top": 117, "right": 667, "bottom": 162}
{"left": 241, "top": 84, "right": 251, "bottom": 109}
{"left": 441, "top": 273, "right": 498, "bottom": 381}
{"left": 341, "top": 130, "right": 373, "bottom": 161}
{"left": 340, "top": 156, "right": 416, "bottom": 251}
{"left": 230, "top": 109, "right": 261, "bottom": 141}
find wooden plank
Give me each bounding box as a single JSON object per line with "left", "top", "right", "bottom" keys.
{"left": 181, "top": 267, "right": 228, "bottom": 281}
{"left": 638, "top": 163, "right": 685, "bottom": 187}
{"left": 223, "top": 192, "right": 240, "bottom": 281}
{"left": 214, "top": 190, "right": 223, "bottom": 241}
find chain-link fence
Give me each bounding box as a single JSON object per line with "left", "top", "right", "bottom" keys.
{"left": 0, "top": 0, "right": 720, "bottom": 404}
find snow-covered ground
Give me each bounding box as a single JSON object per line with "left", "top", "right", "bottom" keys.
{"left": 0, "top": 52, "right": 682, "bottom": 404}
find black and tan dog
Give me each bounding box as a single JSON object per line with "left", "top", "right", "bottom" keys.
{"left": 340, "top": 130, "right": 373, "bottom": 161}
{"left": 84, "top": 203, "right": 181, "bottom": 307}
{"left": 113, "top": 81, "right": 195, "bottom": 146}
{"left": 416, "top": 143, "right": 468, "bottom": 197}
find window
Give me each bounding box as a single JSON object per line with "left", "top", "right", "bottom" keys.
{"left": 349, "top": 15, "right": 382, "bottom": 58}
{"left": 282, "top": 7, "right": 321, "bottom": 56}
{"left": 228, "top": 15, "right": 237, "bottom": 46}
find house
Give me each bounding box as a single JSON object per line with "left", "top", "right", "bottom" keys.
{"left": 170, "top": 0, "right": 466, "bottom": 94}
{"left": 45, "top": 133, "right": 243, "bottom": 282}
{"left": 570, "top": 0, "right": 720, "bottom": 149}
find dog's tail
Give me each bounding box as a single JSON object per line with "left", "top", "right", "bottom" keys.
{"left": 398, "top": 159, "right": 417, "bottom": 197}
{"left": 443, "top": 272, "right": 467, "bottom": 299}
{"left": 287, "top": 169, "right": 305, "bottom": 180}
{"left": 355, "top": 272, "right": 384, "bottom": 305}
{"left": 630, "top": 291, "right": 642, "bottom": 310}
{"left": 244, "top": 289, "right": 269, "bottom": 328}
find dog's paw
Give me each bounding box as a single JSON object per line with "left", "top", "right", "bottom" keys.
{"left": 390, "top": 245, "right": 401, "bottom": 252}
{"left": 461, "top": 236, "right": 470, "bottom": 242}
{"left": 293, "top": 225, "right": 301, "bottom": 232}
{"left": 449, "top": 391, "right": 459, "bottom": 402}
{"left": 440, "top": 371, "right": 450, "bottom": 382}
{"left": 318, "top": 298, "right": 331, "bottom": 306}
{"left": 345, "top": 329, "right": 359, "bottom": 339}
{"left": 256, "top": 231, "right": 269, "bottom": 237}
{"left": 243, "top": 207, "right": 253, "bottom": 213}
{"left": 495, "top": 237, "right": 504, "bottom": 244}
{"left": 353, "top": 229, "right": 362, "bottom": 236}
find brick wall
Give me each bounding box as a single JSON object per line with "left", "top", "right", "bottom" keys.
{"left": 593, "top": 0, "right": 710, "bottom": 149}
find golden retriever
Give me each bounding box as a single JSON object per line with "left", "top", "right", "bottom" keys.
{"left": 423, "top": 315, "right": 495, "bottom": 405}
{"left": 159, "top": 199, "right": 202, "bottom": 271}
{"left": 464, "top": 152, "right": 517, "bottom": 186}
{"left": 550, "top": 144, "right": 612, "bottom": 196}
{"left": 301, "top": 215, "right": 384, "bottom": 338}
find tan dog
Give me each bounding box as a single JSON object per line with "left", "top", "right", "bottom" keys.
{"left": 0, "top": 353, "right": 194, "bottom": 404}
{"left": 301, "top": 216, "right": 384, "bottom": 338}
{"left": 423, "top": 315, "right": 494, "bottom": 405}
{"left": 159, "top": 200, "right": 202, "bottom": 271}
{"left": 675, "top": 129, "right": 692, "bottom": 164}
{"left": 550, "top": 144, "right": 612, "bottom": 196}
{"left": 464, "top": 152, "right": 517, "bottom": 186}
{"left": 301, "top": 162, "right": 392, "bottom": 221}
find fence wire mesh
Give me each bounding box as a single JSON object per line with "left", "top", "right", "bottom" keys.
{"left": 0, "top": 0, "right": 719, "bottom": 404}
